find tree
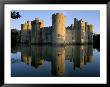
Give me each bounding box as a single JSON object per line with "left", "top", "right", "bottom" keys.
{"left": 11, "top": 11, "right": 21, "bottom": 19}
{"left": 11, "top": 29, "right": 21, "bottom": 46}
{"left": 93, "top": 34, "right": 100, "bottom": 51}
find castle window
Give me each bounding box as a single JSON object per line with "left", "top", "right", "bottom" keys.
{"left": 58, "top": 53, "right": 61, "bottom": 56}
{"left": 58, "top": 54, "right": 60, "bottom": 56}
{"left": 58, "top": 34, "right": 60, "bottom": 37}
{"left": 39, "top": 22, "right": 41, "bottom": 25}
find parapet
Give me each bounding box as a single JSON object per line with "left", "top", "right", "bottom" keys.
{"left": 52, "top": 13, "right": 66, "bottom": 18}
{"left": 35, "top": 17, "right": 39, "bottom": 20}
{"left": 23, "top": 22, "right": 27, "bottom": 30}
{"left": 87, "top": 24, "right": 94, "bottom": 33}
{"left": 21, "top": 21, "right": 32, "bottom": 30}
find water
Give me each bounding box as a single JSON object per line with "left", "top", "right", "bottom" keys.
{"left": 11, "top": 45, "right": 100, "bottom": 77}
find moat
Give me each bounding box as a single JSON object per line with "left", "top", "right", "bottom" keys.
{"left": 11, "top": 45, "right": 100, "bottom": 77}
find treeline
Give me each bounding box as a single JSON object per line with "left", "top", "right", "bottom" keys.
{"left": 11, "top": 29, "right": 21, "bottom": 46}
{"left": 93, "top": 34, "right": 100, "bottom": 51}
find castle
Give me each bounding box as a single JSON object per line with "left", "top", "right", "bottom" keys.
{"left": 21, "top": 13, "right": 94, "bottom": 45}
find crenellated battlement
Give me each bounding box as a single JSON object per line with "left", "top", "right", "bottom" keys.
{"left": 21, "top": 13, "right": 94, "bottom": 44}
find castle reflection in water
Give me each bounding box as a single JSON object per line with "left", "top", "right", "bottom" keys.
{"left": 11, "top": 45, "right": 95, "bottom": 76}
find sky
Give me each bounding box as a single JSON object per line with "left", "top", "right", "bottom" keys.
{"left": 11, "top": 10, "right": 100, "bottom": 33}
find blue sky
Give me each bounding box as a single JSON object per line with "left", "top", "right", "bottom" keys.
{"left": 11, "top": 10, "right": 100, "bottom": 33}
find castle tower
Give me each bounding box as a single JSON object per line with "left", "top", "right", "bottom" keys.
{"left": 85, "top": 22, "right": 88, "bottom": 32}
{"left": 21, "top": 21, "right": 32, "bottom": 44}
{"left": 74, "top": 18, "right": 81, "bottom": 44}
{"left": 89, "top": 24, "right": 94, "bottom": 32}
{"left": 26, "top": 21, "right": 31, "bottom": 43}
{"left": 80, "top": 19, "right": 86, "bottom": 32}
{"left": 52, "top": 13, "right": 66, "bottom": 44}
{"left": 23, "top": 22, "right": 27, "bottom": 30}
{"left": 21, "top": 22, "right": 28, "bottom": 43}
{"left": 31, "top": 18, "right": 39, "bottom": 44}
{"left": 85, "top": 22, "right": 88, "bottom": 43}
{"left": 71, "top": 24, "right": 74, "bottom": 30}
{"left": 39, "top": 20, "right": 44, "bottom": 29}
{"left": 87, "top": 24, "right": 94, "bottom": 43}
{"left": 74, "top": 18, "right": 88, "bottom": 44}
{"left": 80, "top": 19, "right": 86, "bottom": 43}
{"left": 31, "top": 18, "right": 44, "bottom": 44}
{"left": 27, "top": 21, "right": 32, "bottom": 30}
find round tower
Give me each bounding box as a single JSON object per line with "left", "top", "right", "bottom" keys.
{"left": 52, "top": 13, "right": 66, "bottom": 44}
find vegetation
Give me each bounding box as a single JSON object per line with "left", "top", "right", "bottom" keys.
{"left": 11, "top": 11, "right": 21, "bottom": 19}
{"left": 11, "top": 29, "right": 21, "bottom": 46}
{"left": 93, "top": 34, "right": 100, "bottom": 51}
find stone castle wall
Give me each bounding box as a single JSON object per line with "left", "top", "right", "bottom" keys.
{"left": 21, "top": 13, "right": 94, "bottom": 45}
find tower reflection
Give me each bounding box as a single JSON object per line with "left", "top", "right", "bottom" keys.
{"left": 51, "top": 46, "right": 65, "bottom": 76}
{"left": 31, "top": 45, "right": 44, "bottom": 68}
{"left": 19, "top": 45, "right": 93, "bottom": 76}
{"left": 21, "top": 45, "right": 32, "bottom": 65}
